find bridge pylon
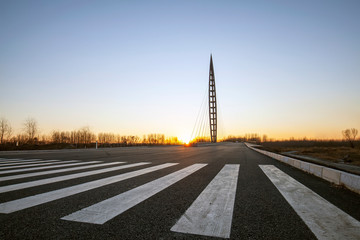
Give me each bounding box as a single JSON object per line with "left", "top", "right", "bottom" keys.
{"left": 209, "top": 54, "right": 217, "bottom": 143}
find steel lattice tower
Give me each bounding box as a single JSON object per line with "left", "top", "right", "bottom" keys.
{"left": 209, "top": 55, "right": 217, "bottom": 143}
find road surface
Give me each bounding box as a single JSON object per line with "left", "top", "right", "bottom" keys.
{"left": 0, "top": 143, "right": 359, "bottom": 239}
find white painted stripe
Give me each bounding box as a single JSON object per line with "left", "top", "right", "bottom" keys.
{"left": 0, "top": 158, "right": 32, "bottom": 161}
{"left": 0, "top": 159, "right": 39, "bottom": 163}
{"left": 259, "top": 165, "right": 360, "bottom": 240}
{"left": 0, "top": 161, "right": 101, "bottom": 175}
{"left": 0, "top": 159, "right": 43, "bottom": 163}
{"left": 61, "top": 163, "right": 207, "bottom": 224}
{"left": 0, "top": 160, "right": 79, "bottom": 170}
{"left": 0, "top": 163, "right": 177, "bottom": 213}
{"left": 171, "top": 164, "right": 239, "bottom": 238}
{"left": 0, "top": 162, "right": 150, "bottom": 193}
{"left": 0, "top": 159, "right": 61, "bottom": 167}
{"left": 0, "top": 162, "right": 124, "bottom": 182}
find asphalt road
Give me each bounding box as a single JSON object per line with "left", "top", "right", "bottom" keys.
{"left": 0, "top": 143, "right": 359, "bottom": 239}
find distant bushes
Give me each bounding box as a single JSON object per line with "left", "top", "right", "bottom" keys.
{"left": 261, "top": 140, "right": 359, "bottom": 150}
{"left": 0, "top": 127, "right": 182, "bottom": 151}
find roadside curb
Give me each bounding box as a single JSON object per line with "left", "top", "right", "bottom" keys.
{"left": 245, "top": 143, "right": 360, "bottom": 194}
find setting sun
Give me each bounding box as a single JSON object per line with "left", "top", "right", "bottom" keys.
{"left": 178, "top": 134, "right": 192, "bottom": 144}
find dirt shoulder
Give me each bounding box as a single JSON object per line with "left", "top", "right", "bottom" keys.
{"left": 260, "top": 141, "right": 360, "bottom": 167}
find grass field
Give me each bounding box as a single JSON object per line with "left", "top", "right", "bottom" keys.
{"left": 260, "top": 141, "right": 360, "bottom": 167}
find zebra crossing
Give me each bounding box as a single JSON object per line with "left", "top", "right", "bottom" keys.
{"left": 0, "top": 160, "right": 101, "bottom": 174}
{"left": 171, "top": 164, "right": 240, "bottom": 238}
{"left": 62, "top": 163, "right": 207, "bottom": 224}
{"left": 0, "top": 160, "right": 80, "bottom": 170}
{"left": 259, "top": 165, "right": 360, "bottom": 240}
{"left": 0, "top": 162, "right": 149, "bottom": 193}
{"left": 0, "top": 159, "right": 61, "bottom": 167}
{"left": 0, "top": 158, "right": 359, "bottom": 239}
{"left": 0, "top": 158, "right": 42, "bottom": 163}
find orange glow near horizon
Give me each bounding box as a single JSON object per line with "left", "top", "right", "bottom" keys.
{"left": 178, "top": 134, "right": 192, "bottom": 144}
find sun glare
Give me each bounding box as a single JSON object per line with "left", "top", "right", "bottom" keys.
{"left": 178, "top": 134, "right": 191, "bottom": 144}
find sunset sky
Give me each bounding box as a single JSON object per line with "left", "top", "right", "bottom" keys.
{"left": 1, "top": 1, "right": 359, "bottom": 140}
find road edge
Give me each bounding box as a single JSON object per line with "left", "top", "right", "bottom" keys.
{"left": 244, "top": 142, "right": 360, "bottom": 194}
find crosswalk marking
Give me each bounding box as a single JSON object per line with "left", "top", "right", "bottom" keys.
{"left": 0, "top": 159, "right": 41, "bottom": 163}
{"left": 0, "top": 159, "right": 61, "bottom": 167}
{"left": 259, "top": 165, "right": 360, "bottom": 240}
{"left": 1, "top": 157, "right": 358, "bottom": 239}
{"left": 0, "top": 160, "right": 79, "bottom": 170}
{"left": 0, "top": 162, "right": 149, "bottom": 193}
{"left": 0, "top": 162, "right": 125, "bottom": 182}
{"left": 171, "top": 164, "right": 239, "bottom": 238}
{"left": 0, "top": 163, "right": 177, "bottom": 213}
{"left": 0, "top": 161, "right": 101, "bottom": 175}
{"left": 0, "top": 159, "right": 45, "bottom": 164}
{"left": 61, "top": 163, "right": 207, "bottom": 224}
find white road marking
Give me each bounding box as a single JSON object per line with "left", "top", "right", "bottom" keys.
{"left": 0, "top": 161, "right": 100, "bottom": 175}
{"left": 61, "top": 163, "right": 207, "bottom": 224}
{"left": 0, "top": 163, "right": 177, "bottom": 213}
{"left": 259, "top": 165, "right": 360, "bottom": 240}
{"left": 0, "top": 159, "right": 41, "bottom": 163}
{"left": 0, "top": 162, "right": 124, "bottom": 182}
{"left": 171, "top": 164, "right": 239, "bottom": 238}
{"left": 0, "top": 159, "right": 40, "bottom": 163}
{"left": 0, "top": 162, "right": 150, "bottom": 193}
{"left": 0, "top": 160, "right": 79, "bottom": 170}
{"left": 0, "top": 159, "right": 61, "bottom": 167}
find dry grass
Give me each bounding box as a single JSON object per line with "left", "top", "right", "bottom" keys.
{"left": 261, "top": 141, "right": 360, "bottom": 166}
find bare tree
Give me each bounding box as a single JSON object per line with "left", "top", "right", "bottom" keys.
{"left": 77, "top": 126, "right": 95, "bottom": 144}
{"left": 23, "top": 118, "right": 39, "bottom": 143}
{"left": 262, "top": 134, "right": 268, "bottom": 143}
{"left": 342, "top": 128, "right": 358, "bottom": 148}
{"left": 0, "top": 118, "right": 12, "bottom": 144}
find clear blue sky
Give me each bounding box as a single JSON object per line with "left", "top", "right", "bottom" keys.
{"left": 1, "top": 0, "right": 359, "bottom": 140}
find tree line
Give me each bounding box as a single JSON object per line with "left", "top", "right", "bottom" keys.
{"left": 223, "top": 133, "right": 267, "bottom": 143}
{"left": 1, "top": 117, "right": 358, "bottom": 149}
{"left": 0, "top": 117, "right": 181, "bottom": 150}
{"left": 223, "top": 129, "right": 359, "bottom": 148}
